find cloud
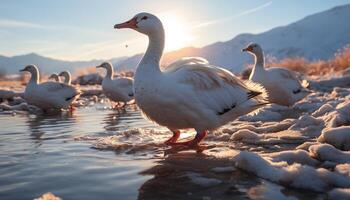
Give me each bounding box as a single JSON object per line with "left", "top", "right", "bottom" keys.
{"left": 48, "top": 38, "right": 143, "bottom": 61}
{"left": 193, "top": 1, "right": 272, "bottom": 29}
{"left": 0, "top": 19, "right": 46, "bottom": 29}
{"left": 0, "top": 18, "right": 110, "bottom": 38}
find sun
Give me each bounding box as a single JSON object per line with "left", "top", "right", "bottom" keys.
{"left": 159, "top": 12, "right": 194, "bottom": 52}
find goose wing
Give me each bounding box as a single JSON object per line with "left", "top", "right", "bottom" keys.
{"left": 40, "top": 82, "right": 80, "bottom": 100}
{"left": 269, "top": 67, "right": 307, "bottom": 94}
{"left": 165, "top": 57, "right": 267, "bottom": 115}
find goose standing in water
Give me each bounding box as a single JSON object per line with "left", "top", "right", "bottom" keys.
{"left": 96, "top": 62, "right": 134, "bottom": 108}
{"left": 115, "top": 13, "right": 268, "bottom": 151}
{"left": 20, "top": 65, "right": 80, "bottom": 112}
{"left": 242, "top": 43, "right": 309, "bottom": 107}
{"left": 48, "top": 73, "right": 61, "bottom": 82}
{"left": 59, "top": 71, "right": 72, "bottom": 85}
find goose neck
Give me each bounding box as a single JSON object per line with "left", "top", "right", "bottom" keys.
{"left": 253, "top": 51, "right": 265, "bottom": 69}
{"left": 29, "top": 69, "right": 39, "bottom": 85}
{"left": 64, "top": 73, "right": 71, "bottom": 84}
{"left": 138, "top": 29, "right": 164, "bottom": 73}
{"left": 105, "top": 66, "right": 114, "bottom": 80}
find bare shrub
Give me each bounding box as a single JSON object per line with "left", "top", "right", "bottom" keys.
{"left": 266, "top": 44, "right": 350, "bottom": 76}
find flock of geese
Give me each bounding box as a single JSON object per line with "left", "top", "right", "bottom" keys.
{"left": 19, "top": 12, "right": 309, "bottom": 151}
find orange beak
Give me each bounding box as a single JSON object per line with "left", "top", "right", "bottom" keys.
{"left": 114, "top": 17, "right": 138, "bottom": 29}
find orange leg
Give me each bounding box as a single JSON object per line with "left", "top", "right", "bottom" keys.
{"left": 166, "top": 131, "right": 208, "bottom": 152}
{"left": 121, "top": 102, "right": 127, "bottom": 109}
{"left": 164, "top": 130, "right": 181, "bottom": 145}
{"left": 113, "top": 102, "right": 121, "bottom": 110}
{"left": 69, "top": 105, "right": 76, "bottom": 113}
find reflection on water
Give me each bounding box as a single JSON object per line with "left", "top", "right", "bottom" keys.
{"left": 0, "top": 106, "right": 158, "bottom": 200}
{"left": 0, "top": 105, "right": 321, "bottom": 200}
{"left": 138, "top": 152, "right": 321, "bottom": 200}
{"left": 26, "top": 112, "right": 76, "bottom": 141}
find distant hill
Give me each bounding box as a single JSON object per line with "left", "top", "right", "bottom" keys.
{"left": 0, "top": 53, "right": 126, "bottom": 75}
{"left": 114, "top": 4, "right": 350, "bottom": 73}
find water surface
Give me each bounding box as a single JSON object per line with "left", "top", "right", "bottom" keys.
{"left": 0, "top": 105, "right": 321, "bottom": 200}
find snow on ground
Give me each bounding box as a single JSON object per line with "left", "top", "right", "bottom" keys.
{"left": 221, "top": 74, "right": 350, "bottom": 194}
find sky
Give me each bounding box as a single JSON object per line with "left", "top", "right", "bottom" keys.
{"left": 0, "top": 0, "right": 349, "bottom": 61}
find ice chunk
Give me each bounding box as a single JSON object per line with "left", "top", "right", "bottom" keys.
{"left": 289, "top": 114, "right": 324, "bottom": 137}
{"left": 328, "top": 188, "right": 350, "bottom": 200}
{"left": 248, "top": 182, "right": 298, "bottom": 200}
{"left": 318, "top": 126, "right": 350, "bottom": 150}
{"left": 186, "top": 172, "right": 222, "bottom": 187}
{"left": 34, "top": 192, "right": 61, "bottom": 200}
{"left": 230, "top": 129, "right": 260, "bottom": 142}
{"left": 335, "top": 164, "right": 350, "bottom": 177}
{"left": 309, "top": 144, "right": 350, "bottom": 163}
{"left": 211, "top": 166, "right": 236, "bottom": 173}
{"left": 230, "top": 129, "right": 306, "bottom": 145}
{"left": 312, "top": 103, "right": 334, "bottom": 117}
{"left": 268, "top": 150, "right": 320, "bottom": 166}
{"left": 296, "top": 141, "right": 320, "bottom": 151}
{"left": 323, "top": 101, "right": 350, "bottom": 128}
{"left": 239, "top": 109, "right": 282, "bottom": 122}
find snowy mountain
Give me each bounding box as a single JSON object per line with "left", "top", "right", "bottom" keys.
{"left": 115, "top": 4, "right": 350, "bottom": 73}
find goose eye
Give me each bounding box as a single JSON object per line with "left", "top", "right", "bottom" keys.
{"left": 141, "top": 16, "right": 148, "bottom": 20}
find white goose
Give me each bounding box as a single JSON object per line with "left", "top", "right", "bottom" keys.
{"left": 115, "top": 13, "right": 268, "bottom": 151}
{"left": 48, "top": 73, "right": 61, "bottom": 82}
{"left": 96, "top": 62, "right": 134, "bottom": 108}
{"left": 242, "top": 43, "right": 309, "bottom": 106}
{"left": 20, "top": 65, "right": 80, "bottom": 111}
{"left": 59, "top": 71, "right": 72, "bottom": 85}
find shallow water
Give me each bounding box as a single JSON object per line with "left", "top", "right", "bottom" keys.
{"left": 0, "top": 104, "right": 322, "bottom": 200}
{"left": 0, "top": 106, "right": 159, "bottom": 200}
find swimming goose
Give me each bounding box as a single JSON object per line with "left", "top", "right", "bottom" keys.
{"left": 59, "top": 71, "right": 72, "bottom": 85}
{"left": 115, "top": 13, "right": 268, "bottom": 151}
{"left": 20, "top": 65, "right": 80, "bottom": 111}
{"left": 48, "top": 73, "right": 61, "bottom": 82}
{"left": 96, "top": 62, "right": 134, "bottom": 108}
{"left": 242, "top": 43, "right": 309, "bottom": 107}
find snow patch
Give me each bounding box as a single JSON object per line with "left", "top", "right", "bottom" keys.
{"left": 233, "top": 151, "right": 350, "bottom": 192}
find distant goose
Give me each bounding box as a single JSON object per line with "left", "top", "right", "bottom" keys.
{"left": 20, "top": 65, "right": 80, "bottom": 112}
{"left": 59, "top": 71, "right": 72, "bottom": 85}
{"left": 115, "top": 13, "right": 268, "bottom": 151}
{"left": 96, "top": 62, "right": 134, "bottom": 108}
{"left": 48, "top": 73, "right": 61, "bottom": 82}
{"left": 242, "top": 43, "right": 309, "bottom": 107}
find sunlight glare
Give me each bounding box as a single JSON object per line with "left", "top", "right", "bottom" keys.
{"left": 159, "top": 12, "right": 194, "bottom": 52}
